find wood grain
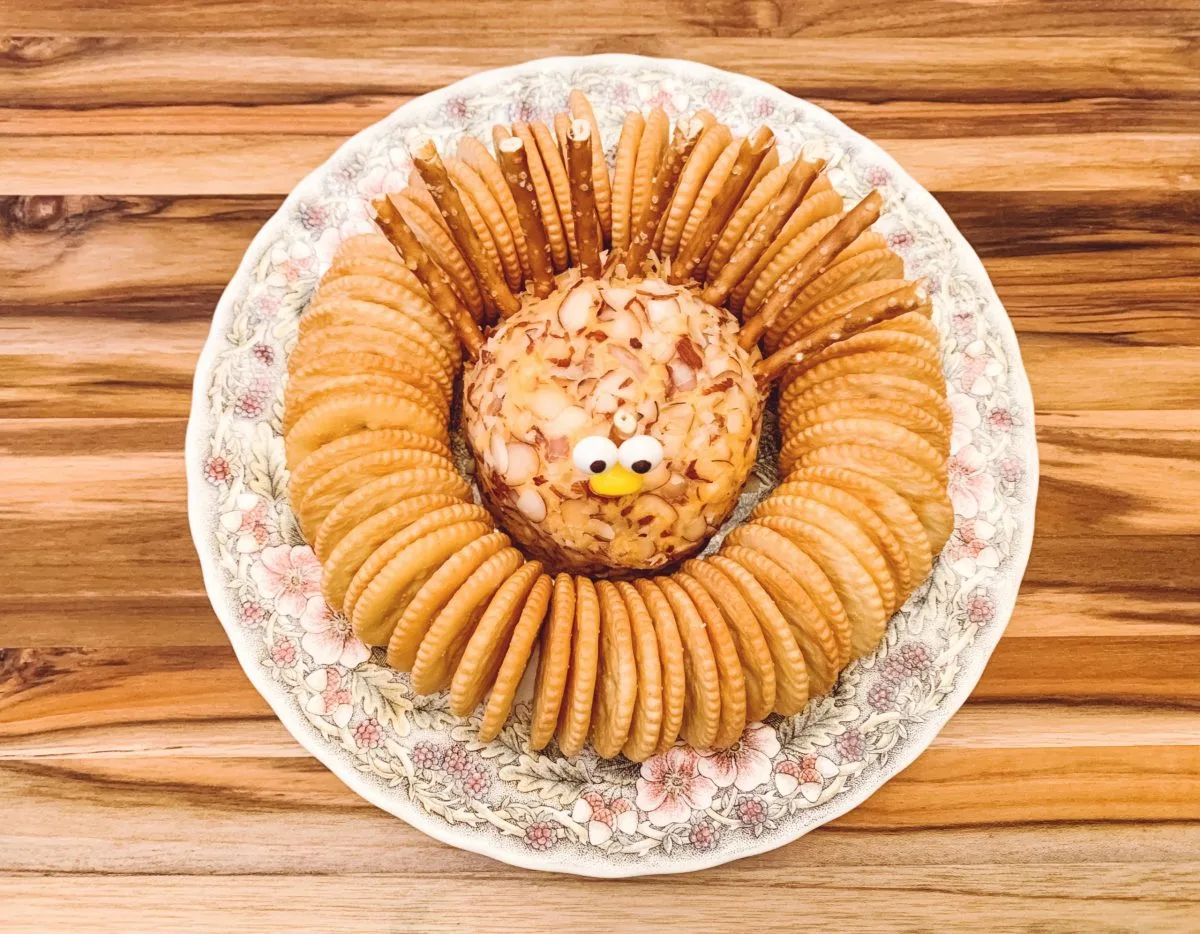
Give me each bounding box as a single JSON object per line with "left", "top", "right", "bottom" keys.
{"left": 2, "top": 1, "right": 1199, "bottom": 929}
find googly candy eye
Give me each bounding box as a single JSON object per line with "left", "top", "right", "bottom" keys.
{"left": 572, "top": 435, "right": 619, "bottom": 475}
{"left": 617, "top": 435, "right": 664, "bottom": 475}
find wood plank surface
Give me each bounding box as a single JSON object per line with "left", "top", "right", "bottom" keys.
{"left": 2, "top": 1, "right": 1198, "bottom": 930}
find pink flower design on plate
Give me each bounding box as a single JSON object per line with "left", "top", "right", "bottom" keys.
{"left": 887, "top": 230, "right": 914, "bottom": 253}
{"left": 947, "top": 390, "right": 980, "bottom": 455}
{"left": 270, "top": 637, "right": 297, "bottom": 667}
{"left": 525, "top": 820, "right": 556, "bottom": 851}
{"left": 697, "top": 722, "right": 781, "bottom": 791}
{"left": 705, "top": 87, "right": 732, "bottom": 111}
{"left": 203, "top": 455, "right": 231, "bottom": 485}
{"left": 774, "top": 754, "right": 839, "bottom": 802}
{"left": 304, "top": 667, "right": 353, "bottom": 728}
{"left": 635, "top": 747, "right": 718, "bottom": 828}
{"left": 947, "top": 445, "right": 997, "bottom": 520}
{"left": 748, "top": 96, "right": 775, "bottom": 119}
{"left": 353, "top": 717, "right": 384, "bottom": 749}
{"left": 572, "top": 790, "right": 638, "bottom": 845}
{"left": 219, "top": 492, "right": 274, "bottom": 554}
{"left": 945, "top": 517, "right": 1000, "bottom": 576}
{"left": 988, "top": 407, "right": 1014, "bottom": 431}
{"left": 1000, "top": 456, "right": 1023, "bottom": 483}
{"left": 966, "top": 589, "right": 996, "bottom": 624}
{"left": 251, "top": 544, "right": 322, "bottom": 617}
{"left": 299, "top": 595, "right": 370, "bottom": 668}
{"left": 864, "top": 165, "right": 890, "bottom": 187}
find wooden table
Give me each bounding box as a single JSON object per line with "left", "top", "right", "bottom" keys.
{"left": 3, "top": 3, "right": 1199, "bottom": 930}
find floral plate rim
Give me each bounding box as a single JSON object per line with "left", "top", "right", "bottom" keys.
{"left": 186, "top": 53, "right": 1039, "bottom": 877}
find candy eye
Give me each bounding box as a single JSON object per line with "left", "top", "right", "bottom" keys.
{"left": 617, "top": 435, "right": 664, "bottom": 475}
{"left": 572, "top": 435, "right": 619, "bottom": 475}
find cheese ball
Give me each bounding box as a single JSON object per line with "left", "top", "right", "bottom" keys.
{"left": 463, "top": 276, "right": 762, "bottom": 575}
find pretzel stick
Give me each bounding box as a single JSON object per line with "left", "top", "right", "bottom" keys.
{"left": 373, "top": 195, "right": 484, "bottom": 359}
{"left": 754, "top": 280, "right": 926, "bottom": 386}
{"left": 624, "top": 117, "right": 704, "bottom": 273}
{"left": 496, "top": 135, "right": 556, "bottom": 299}
{"left": 671, "top": 126, "right": 775, "bottom": 285}
{"left": 566, "top": 119, "right": 602, "bottom": 279}
{"left": 412, "top": 139, "right": 520, "bottom": 323}
{"left": 738, "top": 190, "right": 884, "bottom": 350}
{"left": 701, "top": 158, "right": 825, "bottom": 307}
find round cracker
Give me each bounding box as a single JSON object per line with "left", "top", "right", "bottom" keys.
{"left": 681, "top": 559, "right": 776, "bottom": 723}
{"left": 478, "top": 572, "right": 552, "bottom": 742}
{"left": 317, "top": 267, "right": 425, "bottom": 308}
{"left": 767, "top": 248, "right": 906, "bottom": 349}
{"left": 725, "top": 523, "right": 851, "bottom": 668}
{"left": 411, "top": 547, "right": 524, "bottom": 695}
{"left": 609, "top": 112, "right": 644, "bottom": 253}
{"left": 869, "top": 308, "right": 940, "bottom": 344}
{"left": 756, "top": 486, "right": 912, "bottom": 610}
{"left": 754, "top": 514, "right": 889, "bottom": 660}
{"left": 780, "top": 352, "right": 945, "bottom": 409}
{"left": 343, "top": 503, "right": 491, "bottom": 623}
{"left": 446, "top": 155, "right": 524, "bottom": 294}
{"left": 678, "top": 135, "right": 742, "bottom": 256}
{"left": 393, "top": 191, "right": 485, "bottom": 318}
{"left": 313, "top": 469, "right": 470, "bottom": 562}
{"left": 653, "top": 576, "right": 721, "bottom": 750}
{"left": 782, "top": 396, "right": 949, "bottom": 460}
{"left": 285, "top": 392, "right": 448, "bottom": 466}
{"left": 590, "top": 581, "right": 639, "bottom": 758}
{"left": 286, "top": 370, "right": 447, "bottom": 430}
{"left": 351, "top": 518, "right": 495, "bottom": 646}
{"left": 743, "top": 212, "right": 842, "bottom": 317}
{"left": 286, "top": 350, "right": 448, "bottom": 419}
{"left": 288, "top": 428, "right": 451, "bottom": 515}
{"left": 720, "top": 544, "right": 841, "bottom": 695}
{"left": 513, "top": 122, "right": 569, "bottom": 272}
{"left": 529, "top": 573, "right": 577, "bottom": 751}
{"left": 458, "top": 135, "right": 531, "bottom": 281}
{"left": 568, "top": 89, "right": 612, "bottom": 239}
{"left": 556, "top": 576, "right": 601, "bottom": 758}
{"left": 614, "top": 580, "right": 664, "bottom": 762}
{"left": 792, "top": 445, "right": 955, "bottom": 554}
{"left": 287, "top": 324, "right": 452, "bottom": 397}
{"left": 776, "top": 278, "right": 923, "bottom": 351}
{"left": 530, "top": 120, "right": 579, "bottom": 265}
{"left": 629, "top": 106, "right": 669, "bottom": 242}
{"left": 657, "top": 123, "right": 731, "bottom": 258}
{"left": 674, "top": 571, "right": 747, "bottom": 750}
{"left": 321, "top": 493, "right": 462, "bottom": 613}
{"left": 702, "top": 556, "right": 809, "bottom": 716}
{"left": 295, "top": 447, "right": 454, "bottom": 535}
{"left": 333, "top": 232, "right": 402, "bottom": 264}
{"left": 782, "top": 418, "right": 947, "bottom": 480}
{"left": 633, "top": 579, "right": 685, "bottom": 755}
{"left": 731, "top": 187, "right": 844, "bottom": 312}
{"left": 783, "top": 466, "right": 933, "bottom": 587}
{"left": 781, "top": 372, "right": 953, "bottom": 432}
{"left": 449, "top": 558, "right": 542, "bottom": 714}
{"left": 299, "top": 296, "right": 456, "bottom": 382}
{"left": 386, "top": 530, "right": 511, "bottom": 671}
{"left": 323, "top": 252, "right": 425, "bottom": 296}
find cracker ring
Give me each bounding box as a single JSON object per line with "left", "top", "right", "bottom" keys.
{"left": 775, "top": 278, "right": 919, "bottom": 351}
{"left": 478, "top": 572, "right": 553, "bottom": 742}
{"left": 557, "top": 575, "right": 601, "bottom": 758}
{"left": 286, "top": 324, "right": 452, "bottom": 398}
{"left": 629, "top": 106, "right": 669, "bottom": 246}
{"left": 411, "top": 547, "right": 525, "bottom": 695}
{"left": 283, "top": 373, "right": 448, "bottom": 438}
{"left": 781, "top": 397, "right": 949, "bottom": 459}
{"left": 780, "top": 328, "right": 941, "bottom": 386}
{"left": 285, "top": 392, "right": 449, "bottom": 466}
{"left": 610, "top": 111, "right": 645, "bottom": 253}
{"left": 530, "top": 120, "right": 579, "bottom": 267}
{"left": 653, "top": 576, "right": 721, "bottom": 750}
{"left": 700, "top": 556, "right": 809, "bottom": 716}
{"left": 780, "top": 352, "right": 945, "bottom": 408}
{"left": 783, "top": 417, "right": 947, "bottom": 481}
{"left": 633, "top": 578, "right": 686, "bottom": 754}
{"left": 323, "top": 253, "right": 425, "bottom": 297}
{"left": 614, "top": 580, "right": 664, "bottom": 763}
{"left": 590, "top": 581, "right": 639, "bottom": 758}
{"left": 529, "top": 573, "right": 577, "bottom": 751}
{"left": 450, "top": 559, "right": 544, "bottom": 715}
{"left": 386, "top": 530, "right": 512, "bottom": 671}
{"left": 781, "top": 372, "right": 952, "bottom": 432}
{"left": 287, "top": 352, "right": 449, "bottom": 421}
{"left": 342, "top": 503, "right": 491, "bottom": 622}
{"left": 351, "top": 518, "right": 497, "bottom": 646}
{"left": 681, "top": 559, "right": 777, "bottom": 723}
{"left": 868, "top": 309, "right": 941, "bottom": 345}
{"left": 673, "top": 571, "right": 747, "bottom": 750}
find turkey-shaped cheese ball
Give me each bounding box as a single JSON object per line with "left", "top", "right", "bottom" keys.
{"left": 464, "top": 275, "right": 762, "bottom": 575}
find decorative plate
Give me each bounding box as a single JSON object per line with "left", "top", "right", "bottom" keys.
{"left": 186, "top": 54, "right": 1037, "bottom": 876}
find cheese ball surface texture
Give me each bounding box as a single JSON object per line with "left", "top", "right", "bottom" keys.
{"left": 464, "top": 276, "right": 762, "bottom": 575}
